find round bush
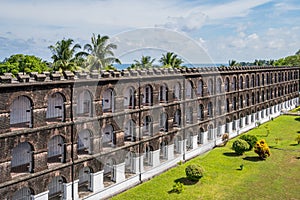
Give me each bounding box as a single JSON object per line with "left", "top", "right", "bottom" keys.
{"left": 185, "top": 164, "right": 203, "bottom": 181}
{"left": 232, "top": 139, "right": 250, "bottom": 155}
{"left": 239, "top": 134, "right": 258, "bottom": 150}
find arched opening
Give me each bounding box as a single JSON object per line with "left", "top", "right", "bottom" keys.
{"left": 102, "top": 125, "right": 114, "bottom": 148}
{"left": 125, "top": 119, "right": 136, "bottom": 142}
{"left": 198, "top": 104, "right": 204, "bottom": 120}
{"left": 143, "top": 85, "right": 153, "bottom": 106}
{"left": 208, "top": 125, "right": 214, "bottom": 140}
{"left": 103, "top": 158, "right": 116, "bottom": 184}
{"left": 217, "top": 121, "right": 222, "bottom": 137}
{"left": 185, "top": 80, "right": 193, "bottom": 99}
{"left": 125, "top": 151, "right": 136, "bottom": 174}
{"left": 103, "top": 88, "right": 115, "bottom": 113}
{"left": 77, "top": 90, "right": 93, "bottom": 117}
{"left": 124, "top": 87, "right": 135, "bottom": 109}
{"left": 11, "top": 142, "right": 34, "bottom": 174}
{"left": 173, "top": 109, "right": 181, "bottom": 127}
{"left": 186, "top": 106, "right": 193, "bottom": 124}
{"left": 239, "top": 76, "right": 243, "bottom": 90}
{"left": 216, "top": 78, "right": 222, "bottom": 94}
{"left": 48, "top": 176, "right": 66, "bottom": 200}
{"left": 159, "top": 112, "right": 168, "bottom": 132}
{"left": 197, "top": 80, "right": 203, "bottom": 96}
{"left": 160, "top": 140, "right": 168, "bottom": 160}
{"left": 159, "top": 84, "right": 168, "bottom": 103}
{"left": 12, "top": 187, "right": 34, "bottom": 200}
{"left": 232, "top": 76, "right": 237, "bottom": 91}
{"left": 78, "top": 167, "right": 93, "bottom": 194}
{"left": 10, "top": 95, "right": 33, "bottom": 128}
{"left": 225, "top": 77, "right": 230, "bottom": 92}
{"left": 143, "top": 115, "right": 153, "bottom": 136}
{"left": 208, "top": 101, "right": 213, "bottom": 117}
{"left": 208, "top": 79, "right": 214, "bottom": 95}
{"left": 186, "top": 132, "right": 193, "bottom": 150}
{"left": 173, "top": 82, "right": 181, "bottom": 100}
{"left": 198, "top": 128, "right": 204, "bottom": 145}
{"left": 143, "top": 145, "right": 154, "bottom": 167}
{"left": 48, "top": 135, "right": 66, "bottom": 163}
{"left": 232, "top": 97, "right": 237, "bottom": 110}
{"left": 77, "top": 129, "right": 93, "bottom": 155}
{"left": 46, "top": 92, "right": 65, "bottom": 122}
{"left": 174, "top": 135, "right": 182, "bottom": 154}
{"left": 245, "top": 75, "right": 249, "bottom": 88}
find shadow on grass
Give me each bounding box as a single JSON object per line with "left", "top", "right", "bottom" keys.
{"left": 297, "top": 131, "right": 300, "bottom": 133}
{"left": 295, "top": 117, "right": 300, "bottom": 122}
{"left": 223, "top": 152, "right": 241, "bottom": 157}
{"left": 174, "top": 177, "right": 199, "bottom": 185}
{"left": 243, "top": 156, "right": 262, "bottom": 162}
{"left": 290, "top": 143, "right": 299, "bottom": 146}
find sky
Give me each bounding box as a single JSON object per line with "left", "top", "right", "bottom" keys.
{"left": 0, "top": 0, "right": 299, "bottom": 64}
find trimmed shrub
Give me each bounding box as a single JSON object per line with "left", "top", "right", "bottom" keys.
{"left": 232, "top": 139, "right": 250, "bottom": 155}
{"left": 254, "top": 139, "right": 271, "bottom": 159}
{"left": 185, "top": 164, "right": 203, "bottom": 181}
{"left": 171, "top": 182, "right": 184, "bottom": 193}
{"left": 240, "top": 134, "right": 258, "bottom": 150}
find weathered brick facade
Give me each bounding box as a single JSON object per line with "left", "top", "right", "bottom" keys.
{"left": 0, "top": 66, "right": 299, "bottom": 199}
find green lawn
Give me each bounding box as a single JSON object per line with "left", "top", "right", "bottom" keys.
{"left": 112, "top": 115, "right": 300, "bottom": 200}
{"left": 290, "top": 106, "right": 300, "bottom": 113}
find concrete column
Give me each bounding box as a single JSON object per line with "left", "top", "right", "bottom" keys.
{"left": 257, "top": 111, "right": 261, "bottom": 121}
{"left": 63, "top": 179, "right": 79, "bottom": 200}
{"left": 139, "top": 155, "right": 144, "bottom": 173}
{"left": 241, "top": 117, "right": 246, "bottom": 128}
{"left": 192, "top": 135, "right": 198, "bottom": 149}
{"left": 151, "top": 149, "right": 160, "bottom": 167}
{"left": 90, "top": 170, "right": 104, "bottom": 192}
{"left": 202, "top": 131, "right": 208, "bottom": 144}
{"left": 167, "top": 144, "right": 174, "bottom": 160}
{"left": 132, "top": 156, "right": 142, "bottom": 174}
{"left": 113, "top": 163, "right": 125, "bottom": 183}
{"left": 235, "top": 120, "right": 239, "bottom": 130}
{"left": 227, "top": 122, "right": 232, "bottom": 134}
{"left": 31, "top": 191, "right": 49, "bottom": 200}
{"left": 177, "top": 140, "right": 184, "bottom": 154}
{"left": 220, "top": 124, "right": 225, "bottom": 136}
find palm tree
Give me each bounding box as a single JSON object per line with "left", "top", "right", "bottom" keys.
{"left": 133, "top": 56, "right": 155, "bottom": 69}
{"left": 159, "top": 52, "right": 183, "bottom": 68}
{"left": 228, "top": 60, "right": 237, "bottom": 67}
{"left": 83, "top": 34, "right": 120, "bottom": 71}
{"left": 48, "top": 38, "right": 83, "bottom": 71}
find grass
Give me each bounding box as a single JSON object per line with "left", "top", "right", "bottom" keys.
{"left": 290, "top": 106, "right": 300, "bottom": 113}
{"left": 112, "top": 115, "right": 300, "bottom": 200}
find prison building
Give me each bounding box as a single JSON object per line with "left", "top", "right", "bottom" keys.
{"left": 0, "top": 66, "right": 299, "bottom": 200}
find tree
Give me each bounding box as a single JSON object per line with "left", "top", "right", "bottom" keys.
{"left": 48, "top": 38, "right": 83, "bottom": 71}
{"left": 232, "top": 139, "right": 250, "bottom": 155}
{"left": 239, "top": 134, "right": 258, "bottom": 150}
{"left": 159, "top": 52, "right": 183, "bottom": 68}
{"left": 185, "top": 164, "right": 203, "bottom": 181}
{"left": 0, "top": 54, "right": 49, "bottom": 76}
{"left": 254, "top": 139, "right": 271, "bottom": 159}
{"left": 228, "top": 60, "right": 237, "bottom": 67}
{"left": 295, "top": 49, "right": 300, "bottom": 55}
{"left": 132, "top": 56, "right": 155, "bottom": 69}
{"left": 83, "top": 34, "right": 120, "bottom": 71}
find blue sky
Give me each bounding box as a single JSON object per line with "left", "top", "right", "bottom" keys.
{"left": 0, "top": 0, "right": 299, "bottom": 64}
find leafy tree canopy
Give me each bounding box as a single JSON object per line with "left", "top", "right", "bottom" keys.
{"left": 0, "top": 54, "right": 49, "bottom": 76}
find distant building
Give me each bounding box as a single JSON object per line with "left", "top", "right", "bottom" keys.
{"left": 0, "top": 66, "right": 299, "bottom": 199}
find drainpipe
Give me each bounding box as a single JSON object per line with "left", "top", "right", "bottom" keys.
{"left": 138, "top": 78, "right": 142, "bottom": 182}
{"left": 70, "top": 82, "right": 75, "bottom": 200}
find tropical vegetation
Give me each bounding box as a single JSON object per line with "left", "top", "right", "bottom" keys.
{"left": 83, "top": 34, "right": 120, "bottom": 71}
{"left": 159, "top": 52, "right": 183, "bottom": 68}
{"left": 0, "top": 54, "right": 49, "bottom": 76}
{"left": 48, "top": 38, "right": 84, "bottom": 71}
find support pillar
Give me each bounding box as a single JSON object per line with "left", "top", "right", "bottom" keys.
{"left": 90, "top": 170, "right": 104, "bottom": 192}
{"left": 113, "top": 163, "right": 125, "bottom": 183}
{"left": 151, "top": 149, "right": 160, "bottom": 167}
